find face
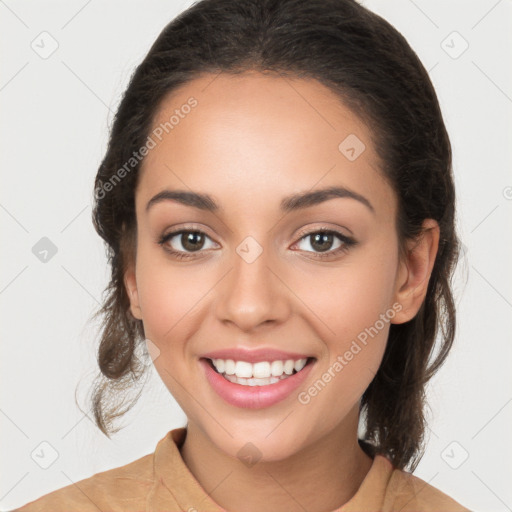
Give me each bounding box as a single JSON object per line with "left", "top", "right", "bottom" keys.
{"left": 124, "top": 71, "right": 433, "bottom": 461}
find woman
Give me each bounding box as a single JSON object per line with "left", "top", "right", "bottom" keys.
{"left": 15, "top": 0, "right": 470, "bottom": 510}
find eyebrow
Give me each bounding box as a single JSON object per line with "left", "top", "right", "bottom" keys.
{"left": 145, "top": 186, "right": 375, "bottom": 214}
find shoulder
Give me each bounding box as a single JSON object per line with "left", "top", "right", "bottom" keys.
{"left": 383, "top": 465, "right": 471, "bottom": 512}
{"left": 13, "top": 451, "right": 155, "bottom": 512}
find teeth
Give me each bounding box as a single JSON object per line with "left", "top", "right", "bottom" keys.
{"left": 270, "top": 360, "right": 283, "bottom": 376}
{"left": 284, "top": 360, "right": 295, "bottom": 375}
{"left": 235, "top": 361, "right": 253, "bottom": 378}
{"left": 211, "top": 357, "right": 308, "bottom": 379}
{"left": 224, "top": 374, "right": 283, "bottom": 386}
{"left": 253, "top": 361, "right": 270, "bottom": 378}
{"left": 225, "top": 359, "right": 236, "bottom": 375}
{"left": 215, "top": 359, "right": 225, "bottom": 373}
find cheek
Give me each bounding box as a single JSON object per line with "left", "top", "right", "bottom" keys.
{"left": 134, "top": 250, "right": 209, "bottom": 406}
{"left": 302, "top": 241, "right": 398, "bottom": 394}
{"left": 134, "top": 246, "right": 211, "bottom": 351}
{"left": 302, "top": 273, "right": 395, "bottom": 415}
{"left": 304, "top": 243, "right": 398, "bottom": 341}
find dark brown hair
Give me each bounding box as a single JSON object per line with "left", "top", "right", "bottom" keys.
{"left": 86, "top": 0, "right": 460, "bottom": 471}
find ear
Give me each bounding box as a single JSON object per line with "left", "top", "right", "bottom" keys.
{"left": 124, "top": 264, "right": 143, "bottom": 320}
{"left": 391, "top": 219, "right": 440, "bottom": 324}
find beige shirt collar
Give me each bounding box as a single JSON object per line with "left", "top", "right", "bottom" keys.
{"left": 148, "top": 427, "right": 394, "bottom": 512}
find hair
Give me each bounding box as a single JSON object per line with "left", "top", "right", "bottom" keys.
{"left": 86, "top": 0, "right": 460, "bottom": 471}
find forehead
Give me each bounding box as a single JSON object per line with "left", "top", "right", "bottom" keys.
{"left": 137, "top": 71, "right": 395, "bottom": 220}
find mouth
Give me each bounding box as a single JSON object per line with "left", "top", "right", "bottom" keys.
{"left": 201, "top": 356, "right": 317, "bottom": 387}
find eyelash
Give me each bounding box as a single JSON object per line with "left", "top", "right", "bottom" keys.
{"left": 157, "top": 226, "right": 357, "bottom": 261}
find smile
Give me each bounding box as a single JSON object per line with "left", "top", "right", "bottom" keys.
{"left": 208, "top": 357, "right": 312, "bottom": 386}
{"left": 200, "top": 356, "right": 316, "bottom": 409}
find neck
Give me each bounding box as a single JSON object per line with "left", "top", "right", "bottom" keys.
{"left": 180, "top": 406, "right": 373, "bottom": 512}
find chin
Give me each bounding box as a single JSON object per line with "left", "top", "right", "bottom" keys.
{"left": 206, "top": 424, "right": 309, "bottom": 465}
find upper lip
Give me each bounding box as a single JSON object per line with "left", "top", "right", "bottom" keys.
{"left": 201, "top": 347, "right": 314, "bottom": 363}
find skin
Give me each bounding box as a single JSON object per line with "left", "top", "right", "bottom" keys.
{"left": 124, "top": 71, "right": 439, "bottom": 512}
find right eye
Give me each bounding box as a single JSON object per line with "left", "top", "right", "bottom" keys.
{"left": 158, "top": 229, "right": 218, "bottom": 259}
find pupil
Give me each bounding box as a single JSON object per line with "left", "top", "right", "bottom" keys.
{"left": 182, "top": 231, "right": 204, "bottom": 251}
{"left": 311, "top": 233, "right": 332, "bottom": 252}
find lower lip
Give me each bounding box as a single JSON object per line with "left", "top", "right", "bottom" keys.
{"left": 200, "top": 358, "right": 315, "bottom": 409}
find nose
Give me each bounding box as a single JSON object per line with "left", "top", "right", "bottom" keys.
{"left": 215, "top": 242, "right": 291, "bottom": 333}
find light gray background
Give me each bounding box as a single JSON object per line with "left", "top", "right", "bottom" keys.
{"left": 1, "top": 1, "right": 511, "bottom": 510}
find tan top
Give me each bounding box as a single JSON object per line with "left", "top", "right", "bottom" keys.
{"left": 15, "top": 427, "right": 470, "bottom": 512}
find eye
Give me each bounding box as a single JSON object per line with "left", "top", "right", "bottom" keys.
{"left": 157, "top": 226, "right": 357, "bottom": 261}
{"left": 158, "top": 229, "right": 218, "bottom": 259}
{"left": 293, "top": 228, "right": 357, "bottom": 259}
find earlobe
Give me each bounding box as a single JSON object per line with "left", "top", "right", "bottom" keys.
{"left": 391, "top": 219, "right": 440, "bottom": 324}
{"left": 124, "top": 266, "right": 143, "bottom": 320}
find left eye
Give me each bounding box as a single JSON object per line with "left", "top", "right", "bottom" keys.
{"left": 295, "top": 230, "right": 352, "bottom": 254}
